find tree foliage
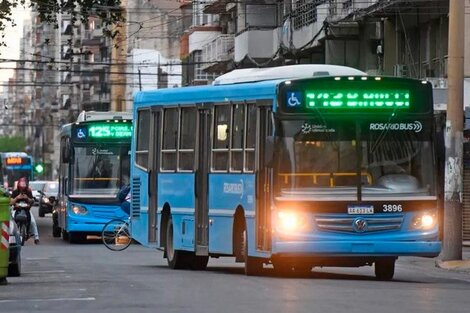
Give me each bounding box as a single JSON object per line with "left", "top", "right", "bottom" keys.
{"left": 0, "top": 136, "right": 27, "bottom": 152}
{"left": 0, "top": 0, "right": 124, "bottom": 47}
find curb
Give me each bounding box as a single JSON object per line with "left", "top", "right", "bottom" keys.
{"left": 435, "top": 259, "right": 470, "bottom": 270}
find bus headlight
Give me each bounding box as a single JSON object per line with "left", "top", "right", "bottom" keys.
{"left": 71, "top": 205, "right": 88, "bottom": 216}
{"left": 411, "top": 211, "right": 437, "bottom": 230}
{"left": 277, "top": 211, "right": 309, "bottom": 232}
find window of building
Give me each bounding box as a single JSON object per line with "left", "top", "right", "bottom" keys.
{"left": 136, "top": 109, "right": 150, "bottom": 169}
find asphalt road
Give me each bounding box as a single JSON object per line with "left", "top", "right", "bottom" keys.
{"left": 2, "top": 206, "right": 470, "bottom": 313}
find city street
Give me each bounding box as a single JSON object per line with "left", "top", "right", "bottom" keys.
{"left": 1, "top": 207, "right": 470, "bottom": 313}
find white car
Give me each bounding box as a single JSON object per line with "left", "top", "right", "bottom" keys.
{"left": 29, "top": 181, "right": 48, "bottom": 204}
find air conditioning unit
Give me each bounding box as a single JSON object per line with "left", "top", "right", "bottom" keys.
{"left": 424, "top": 77, "right": 448, "bottom": 88}
{"left": 393, "top": 64, "right": 409, "bottom": 77}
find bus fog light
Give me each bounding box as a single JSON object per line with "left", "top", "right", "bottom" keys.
{"left": 277, "top": 211, "right": 308, "bottom": 232}
{"left": 72, "top": 205, "right": 88, "bottom": 215}
{"left": 411, "top": 212, "right": 436, "bottom": 230}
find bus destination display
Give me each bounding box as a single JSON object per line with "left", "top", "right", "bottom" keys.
{"left": 286, "top": 90, "right": 410, "bottom": 110}
{"left": 75, "top": 123, "right": 132, "bottom": 140}
{"left": 5, "top": 157, "right": 28, "bottom": 166}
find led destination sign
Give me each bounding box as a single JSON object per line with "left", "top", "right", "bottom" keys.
{"left": 280, "top": 77, "right": 433, "bottom": 114}
{"left": 305, "top": 90, "right": 410, "bottom": 109}
{"left": 5, "top": 157, "right": 27, "bottom": 166}
{"left": 75, "top": 123, "right": 132, "bottom": 140}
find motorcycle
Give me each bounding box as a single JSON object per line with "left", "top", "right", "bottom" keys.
{"left": 13, "top": 199, "right": 32, "bottom": 246}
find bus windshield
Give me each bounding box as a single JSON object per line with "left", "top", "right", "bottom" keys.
{"left": 71, "top": 144, "right": 130, "bottom": 197}
{"left": 274, "top": 120, "right": 435, "bottom": 200}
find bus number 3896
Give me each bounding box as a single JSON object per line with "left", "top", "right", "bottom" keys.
{"left": 382, "top": 204, "right": 403, "bottom": 212}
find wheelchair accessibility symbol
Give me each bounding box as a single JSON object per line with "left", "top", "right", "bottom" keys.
{"left": 77, "top": 128, "right": 86, "bottom": 139}
{"left": 287, "top": 92, "right": 302, "bottom": 107}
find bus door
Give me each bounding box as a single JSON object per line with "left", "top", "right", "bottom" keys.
{"left": 148, "top": 108, "right": 162, "bottom": 244}
{"left": 256, "top": 103, "right": 273, "bottom": 251}
{"left": 195, "top": 106, "right": 212, "bottom": 256}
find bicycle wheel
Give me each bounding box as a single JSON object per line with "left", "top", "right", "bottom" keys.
{"left": 101, "top": 219, "right": 131, "bottom": 251}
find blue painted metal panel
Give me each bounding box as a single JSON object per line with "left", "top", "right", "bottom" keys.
{"left": 65, "top": 201, "right": 127, "bottom": 233}
{"left": 130, "top": 166, "right": 149, "bottom": 246}
{"left": 134, "top": 80, "right": 278, "bottom": 108}
{"left": 207, "top": 174, "right": 256, "bottom": 255}
{"left": 272, "top": 240, "right": 441, "bottom": 257}
{"left": 157, "top": 173, "right": 195, "bottom": 210}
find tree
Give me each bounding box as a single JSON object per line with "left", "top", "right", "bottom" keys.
{"left": 0, "top": 136, "right": 27, "bottom": 152}
{"left": 0, "top": 0, "right": 124, "bottom": 47}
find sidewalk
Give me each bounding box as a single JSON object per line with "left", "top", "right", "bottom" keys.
{"left": 400, "top": 246, "right": 470, "bottom": 275}
{"left": 435, "top": 245, "right": 470, "bottom": 272}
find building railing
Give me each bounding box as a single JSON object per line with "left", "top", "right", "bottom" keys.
{"left": 201, "top": 34, "right": 234, "bottom": 67}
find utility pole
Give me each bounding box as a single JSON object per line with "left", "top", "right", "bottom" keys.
{"left": 441, "top": 0, "right": 465, "bottom": 261}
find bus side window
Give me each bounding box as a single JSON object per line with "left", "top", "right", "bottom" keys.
{"left": 231, "top": 103, "right": 244, "bottom": 172}
{"left": 179, "top": 107, "right": 196, "bottom": 171}
{"left": 162, "top": 108, "right": 179, "bottom": 171}
{"left": 245, "top": 103, "right": 257, "bottom": 172}
{"left": 136, "top": 109, "right": 150, "bottom": 169}
{"left": 212, "top": 105, "right": 230, "bottom": 171}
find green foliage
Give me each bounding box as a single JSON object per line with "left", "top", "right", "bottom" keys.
{"left": 0, "top": 0, "right": 124, "bottom": 47}
{"left": 0, "top": 136, "right": 27, "bottom": 152}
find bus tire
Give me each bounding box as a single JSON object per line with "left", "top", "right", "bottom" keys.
{"left": 375, "top": 258, "right": 395, "bottom": 281}
{"left": 165, "top": 217, "right": 189, "bottom": 269}
{"left": 242, "top": 222, "right": 263, "bottom": 276}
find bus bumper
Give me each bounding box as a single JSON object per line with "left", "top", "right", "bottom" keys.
{"left": 272, "top": 240, "right": 441, "bottom": 258}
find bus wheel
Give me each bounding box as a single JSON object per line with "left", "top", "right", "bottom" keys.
{"left": 375, "top": 258, "right": 395, "bottom": 281}
{"left": 188, "top": 255, "right": 209, "bottom": 271}
{"left": 166, "top": 217, "right": 189, "bottom": 269}
{"left": 241, "top": 224, "right": 263, "bottom": 276}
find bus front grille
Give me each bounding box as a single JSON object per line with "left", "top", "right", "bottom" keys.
{"left": 315, "top": 216, "right": 403, "bottom": 233}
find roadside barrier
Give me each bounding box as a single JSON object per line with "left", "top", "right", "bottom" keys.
{"left": 0, "top": 195, "right": 10, "bottom": 284}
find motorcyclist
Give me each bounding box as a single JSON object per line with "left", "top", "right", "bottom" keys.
{"left": 9, "top": 177, "right": 40, "bottom": 244}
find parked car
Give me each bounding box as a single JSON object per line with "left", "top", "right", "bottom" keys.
{"left": 8, "top": 220, "right": 22, "bottom": 277}
{"left": 29, "top": 181, "right": 48, "bottom": 204}
{"left": 38, "top": 181, "right": 58, "bottom": 217}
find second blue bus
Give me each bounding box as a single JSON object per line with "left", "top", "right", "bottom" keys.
{"left": 53, "top": 111, "right": 132, "bottom": 243}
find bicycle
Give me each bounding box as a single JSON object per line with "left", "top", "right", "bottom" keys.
{"left": 101, "top": 217, "right": 132, "bottom": 251}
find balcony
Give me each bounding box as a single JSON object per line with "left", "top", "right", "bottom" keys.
{"left": 201, "top": 34, "right": 234, "bottom": 72}
{"left": 203, "top": 0, "right": 227, "bottom": 14}
{"left": 188, "top": 26, "right": 222, "bottom": 55}
{"left": 234, "top": 27, "right": 277, "bottom": 63}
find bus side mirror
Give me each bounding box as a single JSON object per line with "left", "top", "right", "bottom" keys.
{"left": 265, "top": 136, "right": 274, "bottom": 166}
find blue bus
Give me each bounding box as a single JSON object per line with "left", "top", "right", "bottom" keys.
{"left": 53, "top": 111, "right": 133, "bottom": 243}
{"left": 130, "top": 65, "right": 441, "bottom": 280}
{"left": 0, "top": 152, "right": 33, "bottom": 191}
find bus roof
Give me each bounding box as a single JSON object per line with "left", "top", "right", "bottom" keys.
{"left": 213, "top": 64, "right": 367, "bottom": 85}
{"left": 0, "top": 152, "right": 28, "bottom": 157}
{"left": 134, "top": 65, "right": 367, "bottom": 107}
{"left": 76, "top": 111, "right": 132, "bottom": 122}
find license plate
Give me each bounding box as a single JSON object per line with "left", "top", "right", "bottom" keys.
{"left": 347, "top": 205, "right": 374, "bottom": 215}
